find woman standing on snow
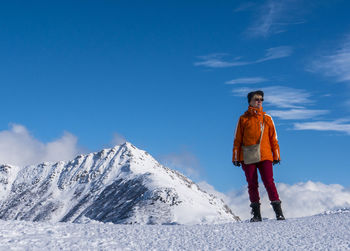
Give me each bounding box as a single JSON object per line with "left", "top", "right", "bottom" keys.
{"left": 232, "top": 90, "right": 285, "bottom": 222}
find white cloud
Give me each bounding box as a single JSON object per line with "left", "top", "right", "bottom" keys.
{"left": 256, "top": 46, "right": 293, "bottom": 62}
{"left": 194, "top": 54, "right": 249, "bottom": 68}
{"left": 159, "top": 150, "right": 201, "bottom": 180}
{"left": 232, "top": 85, "right": 312, "bottom": 109}
{"left": 0, "top": 124, "right": 83, "bottom": 167}
{"left": 276, "top": 182, "right": 350, "bottom": 218}
{"left": 249, "top": 1, "right": 284, "bottom": 37}
{"left": 309, "top": 35, "right": 350, "bottom": 82}
{"left": 294, "top": 120, "right": 350, "bottom": 135}
{"left": 195, "top": 46, "right": 292, "bottom": 68}
{"left": 199, "top": 181, "right": 350, "bottom": 220}
{"left": 225, "top": 77, "right": 268, "bottom": 85}
{"left": 231, "top": 86, "right": 350, "bottom": 134}
{"left": 247, "top": 0, "right": 305, "bottom": 38}
{"left": 232, "top": 85, "right": 350, "bottom": 134}
{"left": 268, "top": 109, "right": 329, "bottom": 120}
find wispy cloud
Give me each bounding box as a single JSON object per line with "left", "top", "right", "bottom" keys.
{"left": 268, "top": 109, "right": 329, "bottom": 120}
{"left": 247, "top": 0, "right": 306, "bottom": 38}
{"left": 309, "top": 35, "right": 350, "bottom": 82}
{"left": 231, "top": 86, "right": 331, "bottom": 121}
{"left": 159, "top": 149, "right": 202, "bottom": 180}
{"left": 232, "top": 86, "right": 312, "bottom": 109}
{"left": 111, "top": 132, "right": 127, "bottom": 146}
{"left": 294, "top": 119, "right": 350, "bottom": 135}
{"left": 256, "top": 46, "right": 293, "bottom": 62}
{"left": 195, "top": 46, "right": 292, "bottom": 68}
{"left": 194, "top": 54, "right": 249, "bottom": 68}
{"left": 225, "top": 77, "right": 268, "bottom": 85}
{"left": 199, "top": 181, "right": 350, "bottom": 220}
{"left": 0, "top": 124, "right": 84, "bottom": 166}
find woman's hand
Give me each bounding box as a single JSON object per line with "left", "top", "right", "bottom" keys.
{"left": 273, "top": 160, "right": 280, "bottom": 165}
{"left": 232, "top": 161, "right": 241, "bottom": 167}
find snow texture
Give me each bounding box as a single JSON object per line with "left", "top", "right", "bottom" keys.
{"left": 0, "top": 142, "right": 239, "bottom": 225}
{"left": 0, "top": 210, "right": 349, "bottom": 250}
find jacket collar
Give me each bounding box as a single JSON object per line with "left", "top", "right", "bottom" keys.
{"left": 245, "top": 105, "right": 265, "bottom": 117}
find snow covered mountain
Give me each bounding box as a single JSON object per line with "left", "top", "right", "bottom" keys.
{"left": 0, "top": 142, "right": 239, "bottom": 225}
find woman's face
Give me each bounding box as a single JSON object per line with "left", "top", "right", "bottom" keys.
{"left": 249, "top": 95, "right": 263, "bottom": 108}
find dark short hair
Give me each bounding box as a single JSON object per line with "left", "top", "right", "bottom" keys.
{"left": 247, "top": 90, "right": 264, "bottom": 103}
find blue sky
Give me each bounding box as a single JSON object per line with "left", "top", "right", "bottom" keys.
{"left": 0, "top": 0, "right": 350, "bottom": 194}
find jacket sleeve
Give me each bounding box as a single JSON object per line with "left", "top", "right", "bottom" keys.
{"left": 268, "top": 115, "right": 281, "bottom": 161}
{"left": 232, "top": 117, "right": 243, "bottom": 162}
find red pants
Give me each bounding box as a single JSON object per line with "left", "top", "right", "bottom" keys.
{"left": 242, "top": 160, "right": 280, "bottom": 203}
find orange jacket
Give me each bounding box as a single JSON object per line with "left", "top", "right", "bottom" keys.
{"left": 232, "top": 106, "right": 281, "bottom": 163}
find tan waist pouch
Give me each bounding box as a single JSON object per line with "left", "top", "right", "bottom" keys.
{"left": 242, "top": 143, "right": 261, "bottom": 164}
{"left": 242, "top": 116, "right": 265, "bottom": 165}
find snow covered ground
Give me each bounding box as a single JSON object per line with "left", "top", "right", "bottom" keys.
{"left": 0, "top": 210, "right": 349, "bottom": 250}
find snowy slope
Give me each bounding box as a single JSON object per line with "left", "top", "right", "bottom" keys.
{"left": 0, "top": 142, "right": 239, "bottom": 225}
{"left": 0, "top": 210, "right": 349, "bottom": 250}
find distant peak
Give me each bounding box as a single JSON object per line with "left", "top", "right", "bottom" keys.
{"left": 112, "top": 141, "right": 137, "bottom": 151}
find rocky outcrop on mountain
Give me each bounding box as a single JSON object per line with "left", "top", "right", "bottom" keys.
{"left": 0, "top": 143, "right": 239, "bottom": 224}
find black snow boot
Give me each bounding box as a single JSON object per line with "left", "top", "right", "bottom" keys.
{"left": 250, "top": 202, "right": 262, "bottom": 222}
{"left": 271, "top": 200, "right": 285, "bottom": 220}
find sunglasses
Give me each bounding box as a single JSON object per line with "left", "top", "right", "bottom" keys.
{"left": 254, "top": 98, "right": 264, "bottom": 102}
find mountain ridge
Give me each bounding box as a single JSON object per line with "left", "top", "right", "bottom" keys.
{"left": 0, "top": 142, "right": 239, "bottom": 224}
